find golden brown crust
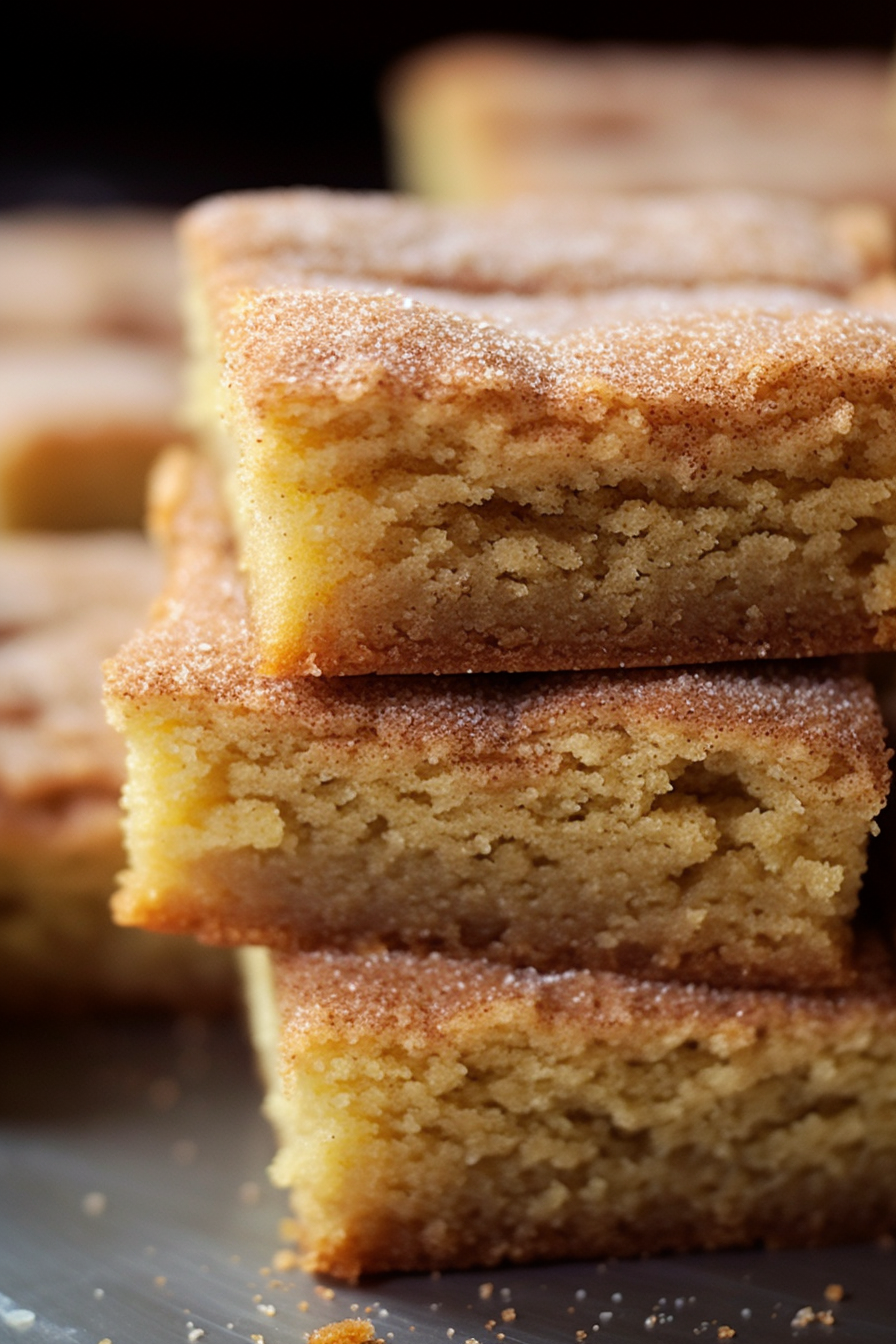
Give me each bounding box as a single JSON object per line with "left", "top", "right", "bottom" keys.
{"left": 272, "top": 936, "right": 896, "bottom": 1053}
{"left": 107, "top": 453, "right": 890, "bottom": 788}
{"left": 221, "top": 288, "right": 896, "bottom": 447}
{"left": 258, "top": 621, "right": 894, "bottom": 678}
{"left": 301, "top": 1189, "right": 896, "bottom": 1280}
{"left": 111, "top": 852, "right": 861, "bottom": 994}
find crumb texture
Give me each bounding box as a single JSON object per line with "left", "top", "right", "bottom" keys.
{"left": 307, "top": 1322, "right": 376, "bottom": 1344}
{"left": 246, "top": 944, "right": 896, "bottom": 1279}
{"left": 105, "top": 455, "right": 890, "bottom": 991}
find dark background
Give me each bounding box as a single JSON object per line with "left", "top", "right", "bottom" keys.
{"left": 4, "top": 3, "right": 896, "bottom": 209}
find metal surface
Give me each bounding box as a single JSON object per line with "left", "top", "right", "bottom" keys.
{"left": 1, "top": 1015, "right": 893, "bottom": 1343}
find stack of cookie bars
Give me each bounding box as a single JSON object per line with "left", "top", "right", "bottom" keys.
{"left": 105, "top": 188, "right": 896, "bottom": 1277}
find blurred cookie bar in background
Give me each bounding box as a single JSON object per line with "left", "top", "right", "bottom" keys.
{"left": 0, "top": 207, "right": 182, "bottom": 533}
{"left": 0, "top": 209, "right": 232, "bottom": 1010}
{"left": 0, "top": 531, "right": 234, "bottom": 1011}
{"left": 0, "top": 340, "right": 180, "bottom": 530}
{"left": 0, "top": 208, "right": 179, "bottom": 344}
{"left": 384, "top": 39, "right": 896, "bottom": 206}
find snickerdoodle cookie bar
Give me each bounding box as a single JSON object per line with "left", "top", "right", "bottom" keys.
{"left": 243, "top": 938, "right": 896, "bottom": 1277}
{"left": 384, "top": 38, "right": 896, "bottom": 208}
{"left": 0, "top": 340, "right": 180, "bottom": 530}
{"left": 181, "top": 190, "right": 896, "bottom": 675}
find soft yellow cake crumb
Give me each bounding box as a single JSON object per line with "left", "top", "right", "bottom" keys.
{"left": 243, "top": 942, "right": 896, "bottom": 1279}
{"left": 104, "top": 454, "right": 891, "bottom": 993}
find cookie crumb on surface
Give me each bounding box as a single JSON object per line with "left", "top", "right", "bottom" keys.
{"left": 791, "top": 1307, "right": 817, "bottom": 1328}
{"left": 307, "top": 1322, "right": 376, "bottom": 1344}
